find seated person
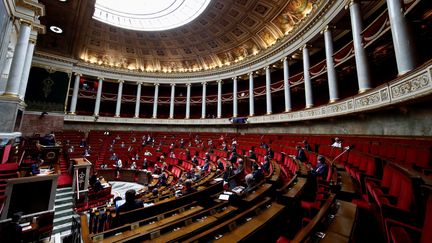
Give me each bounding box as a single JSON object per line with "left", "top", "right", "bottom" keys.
{"left": 80, "top": 138, "right": 87, "bottom": 147}
{"left": 223, "top": 161, "right": 235, "bottom": 182}
{"left": 31, "top": 160, "right": 42, "bottom": 175}
{"left": 202, "top": 159, "right": 210, "bottom": 172}
{"left": 262, "top": 156, "right": 271, "bottom": 173}
{"left": 228, "top": 152, "right": 237, "bottom": 164}
{"left": 89, "top": 172, "right": 98, "bottom": 187}
{"left": 110, "top": 153, "right": 118, "bottom": 161}
{"left": 144, "top": 150, "right": 152, "bottom": 156}
{"left": 191, "top": 155, "right": 199, "bottom": 165}
{"left": 117, "top": 189, "right": 143, "bottom": 213}
{"left": 93, "top": 177, "right": 104, "bottom": 192}
{"left": 235, "top": 159, "right": 244, "bottom": 174}
{"left": 114, "top": 159, "right": 123, "bottom": 169}
{"left": 293, "top": 145, "right": 308, "bottom": 163}
{"left": 266, "top": 147, "right": 274, "bottom": 159}
{"left": 183, "top": 179, "right": 197, "bottom": 195}
{"left": 217, "top": 159, "right": 224, "bottom": 171}
{"left": 158, "top": 173, "right": 167, "bottom": 187}
{"left": 100, "top": 163, "right": 108, "bottom": 169}
{"left": 245, "top": 163, "right": 263, "bottom": 188}
{"left": 248, "top": 150, "right": 257, "bottom": 160}
{"left": 130, "top": 161, "right": 137, "bottom": 170}
{"left": 3, "top": 212, "right": 23, "bottom": 243}
{"left": 41, "top": 133, "right": 56, "bottom": 146}
{"left": 311, "top": 155, "right": 328, "bottom": 177}
{"left": 303, "top": 140, "right": 312, "bottom": 151}
{"left": 331, "top": 137, "right": 342, "bottom": 148}
{"left": 142, "top": 158, "right": 148, "bottom": 170}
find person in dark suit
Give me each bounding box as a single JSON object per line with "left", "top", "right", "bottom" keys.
{"left": 248, "top": 150, "right": 257, "bottom": 160}
{"left": 117, "top": 189, "right": 143, "bottom": 213}
{"left": 184, "top": 179, "right": 197, "bottom": 195}
{"left": 295, "top": 145, "right": 308, "bottom": 163}
{"left": 311, "top": 155, "right": 328, "bottom": 177}
{"left": 262, "top": 155, "right": 271, "bottom": 173}
{"left": 266, "top": 147, "right": 274, "bottom": 159}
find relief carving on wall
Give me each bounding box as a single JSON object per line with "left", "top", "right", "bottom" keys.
{"left": 391, "top": 73, "right": 430, "bottom": 99}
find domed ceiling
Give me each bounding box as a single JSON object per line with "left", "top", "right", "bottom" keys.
{"left": 37, "top": 0, "right": 316, "bottom": 74}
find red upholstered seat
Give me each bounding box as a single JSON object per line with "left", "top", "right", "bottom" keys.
{"left": 385, "top": 187, "right": 432, "bottom": 243}
{"left": 276, "top": 235, "right": 291, "bottom": 243}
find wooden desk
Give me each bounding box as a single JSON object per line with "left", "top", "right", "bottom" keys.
{"left": 339, "top": 171, "right": 355, "bottom": 194}
{"left": 142, "top": 216, "right": 218, "bottom": 243}
{"left": 243, "top": 183, "right": 272, "bottom": 202}
{"left": 100, "top": 206, "right": 204, "bottom": 242}
{"left": 282, "top": 177, "right": 307, "bottom": 199}
{"left": 320, "top": 231, "right": 349, "bottom": 243}
{"left": 220, "top": 203, "right": 285, "bottom": 242}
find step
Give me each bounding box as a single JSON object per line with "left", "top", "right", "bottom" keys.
{"left": 55, "top": 197, "right": 73, "bottom": 204}
{"left": 52, "top": 222, "right": 72, "bottom": 235}
{"left": 56, "top": 191, "right": 73, "bottom": 199}
{"left": 54, "top": 202, "right": 73, "bottom": 211}
{"left": 54, "top": 215, "right": 74, "bottom": 225}
{"left": 57, "top": 187, "right": 73, "bottom": 193}
{"left": 54, "top": 208, "right": 73, "bottom": 218}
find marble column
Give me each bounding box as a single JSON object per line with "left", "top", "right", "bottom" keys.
{"left": 217, "top": 80, "right": 222, "bottom": 118}
{"left": 249, "top": 72, "right": 255, "bottom": 116}
{"left": 18, "top": 39, "right": 36, "bottom": 100}
{"left": 185, "top": 83, "right": 191, "bottom": 119}
{"left": 232, "top": 77, "right": 238, "bottom": 118}
{"left": 201, "top": 82, "right": 207, "bottom": 118}
{"left": 323, "top": 26, "right": 339, "bottom": 102}
{"left": 134, "top": 82, "right": 141, "bottom": 118}
{"left": 169, "top": 83, "right": 175, "bottom": 119}
{"left": 265, "top": 66, "right": 272, "bottom": 114}
{"left": 114, "top": 80, "right": 123, "bottom": 117}
{"left": 282, "top": 58, "right": 292, "bottom": 112}
{"left": 69, "top": 73, "right": 81, "bottom": 114}
{"left": 94, "top": 77, "right": 103, "bottom": 116}
{"left": 3, "top": 20, "right": 32, "bottom": 97}
{"left": 349, "top": 0, "right": 372, "bottom": 92}
{"left": 386, "top": 0, "right": 417, "bottom": 74}
{"left": 303, "top": 45, "right": 314, "bottom": 108}
{"left": 152, "top": 83, "right": 159, "bottom": 118}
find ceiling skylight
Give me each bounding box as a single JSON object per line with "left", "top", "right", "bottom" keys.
{"left": 93, "top": 0, "right": 211, "bottom": 31}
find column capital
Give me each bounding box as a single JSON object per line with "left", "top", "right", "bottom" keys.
{"left": 345, "top": 0, "right": 356, "bottom": 9}
{"left": 136, "top": 82, "right": 142, "bottom": 86}
{"left": 97, "top": 77, "right": 104, "bottom": 81}
{"left": 216, "top": 79, "right": 223, "bottom": 84}
{"left": 201, "top": 81, "right": 207, "bottom": 86}
{"left": 248, "top": 72, "right": 254, "bottom": 76}
{"left": 170, "top": 83, "right": 176, "bottom": 87}
{"left": 281, "top": 56, "right": 291, "bottom": 62}
{"left": 320, "top": 25, "right": 336, "bottom": 34}
{"left": 232, "top": 77, "right": 238, "bottom": 81}
{"left": 29, "top": 38, "right": 37, "bottom": 45}
{"left": 300, "top": 44, "right": 311, "bottom": 51}
{"left": 19, "top": 19, "right": 33, "bottom": 27}
{"left": 154, "top": 83, "right": 160, "bottom": 86}
{"left": 74, "top": 72, "right": 82, "bottom": 77}
{"left": 264, "top": 66, "right": 270, "bottom": 70}
{"left": 185, "top": 83, "right": 192, "bottom": 87}
{"left": 118, "top": 79, "right": 124, "bottom": 83}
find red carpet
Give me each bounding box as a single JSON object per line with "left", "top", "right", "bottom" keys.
{"left": 57, "top": 174, "right": 73, "bottom": 188}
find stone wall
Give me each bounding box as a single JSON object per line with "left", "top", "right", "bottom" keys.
{"left": 62, "top": 102, "right": 432, "bottom": 137}
{"left": 21, "top": 111, "right": 64, "bottom": 136}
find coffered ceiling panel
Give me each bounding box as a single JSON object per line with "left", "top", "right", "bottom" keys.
{"left": 37, "top": 0, "right": 317, "bottom": 73}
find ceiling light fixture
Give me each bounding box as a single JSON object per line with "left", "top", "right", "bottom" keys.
{"left": 49, "top": 26, "right": 63, "bottom": 34}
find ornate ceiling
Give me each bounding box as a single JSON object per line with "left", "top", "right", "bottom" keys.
{"left": 37, "top": 0, "right": 316, "bottom": 74}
